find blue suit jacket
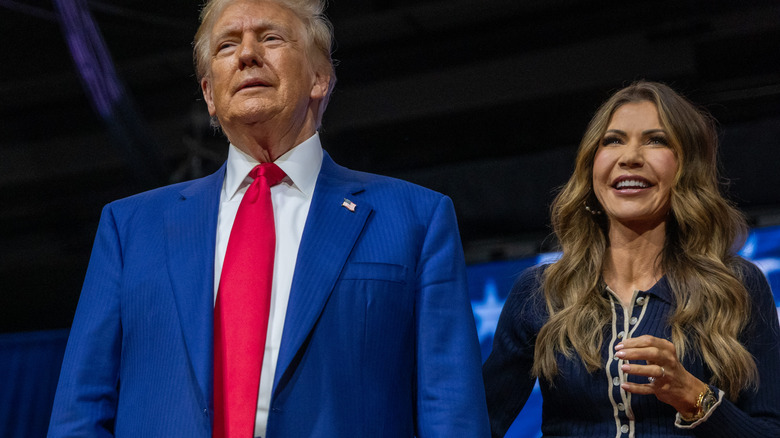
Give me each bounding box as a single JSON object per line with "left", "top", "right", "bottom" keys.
{"left": 48, "top": 153, "right": 489, "bottom": 437}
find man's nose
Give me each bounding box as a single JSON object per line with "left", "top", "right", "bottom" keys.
{"left": 237, "top": 35, "right": 262, "bottom": 68}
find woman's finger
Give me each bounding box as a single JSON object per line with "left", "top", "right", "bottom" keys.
{"left": 622, "top": 363, "right": 667, "bottom": 382}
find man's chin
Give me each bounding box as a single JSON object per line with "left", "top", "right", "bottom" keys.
{"left": 222, "top": 105, "right": 276, "bottom": 125}
{"left": 218, "top": 111, "right": 277, "bottom": 140}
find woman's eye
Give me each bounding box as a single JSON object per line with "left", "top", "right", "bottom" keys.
{"left": 601, "top": 136, "right": 621, "bottom": 146}
{"left": 648, "top": 136, "right": 669, "bottom": 146}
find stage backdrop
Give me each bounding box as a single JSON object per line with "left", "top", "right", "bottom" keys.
{"left": 468, "top": 224, "right": 780, "bottom": 438}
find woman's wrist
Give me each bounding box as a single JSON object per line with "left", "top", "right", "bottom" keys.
{"left": 679, "top": 384, "right": 715, "bottom": 422}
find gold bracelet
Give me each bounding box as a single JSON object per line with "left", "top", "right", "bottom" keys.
{"left": 680, "top": 384, "right": 714, "bottom": 422}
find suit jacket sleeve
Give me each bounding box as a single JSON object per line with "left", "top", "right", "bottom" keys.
{"left": 414, "top": 196, "right": 490, "bottom": 437}
{"left": 48, "top": 205, "right": 123, "bottom": 437}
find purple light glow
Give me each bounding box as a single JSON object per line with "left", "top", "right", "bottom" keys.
{"left": 53, "top": 0, "right": 123, "bottom": 118}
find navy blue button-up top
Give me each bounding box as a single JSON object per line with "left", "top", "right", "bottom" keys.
{"left": 483, "top": 261, "right": 780, "bottom": 437}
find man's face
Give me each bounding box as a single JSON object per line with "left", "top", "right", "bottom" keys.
{"left": 201, "top": 0, "right": 328, "bottom": 131}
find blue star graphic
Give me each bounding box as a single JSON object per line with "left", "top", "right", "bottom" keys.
{"left": 472, "top": 280, "right": 506, "bottom": 344}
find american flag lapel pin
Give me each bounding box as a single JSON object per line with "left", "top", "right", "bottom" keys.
{"left": 341, "top": 198, "right": 357, "bottom": 212}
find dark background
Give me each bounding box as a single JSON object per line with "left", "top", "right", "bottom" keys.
{"left": 2, "top": 0, "right": 780, "bottom": 332}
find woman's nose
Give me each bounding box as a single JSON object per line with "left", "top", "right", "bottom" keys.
{"left": 618, "top": 143, "right": 644, "bottom": 168}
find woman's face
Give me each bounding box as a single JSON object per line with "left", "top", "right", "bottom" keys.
{"left": 592, "top": 101, "right": 678, "bottom": 230}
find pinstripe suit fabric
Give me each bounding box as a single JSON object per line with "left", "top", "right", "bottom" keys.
{"left": 48, "top": 153, "right": 490, "bottom": 437}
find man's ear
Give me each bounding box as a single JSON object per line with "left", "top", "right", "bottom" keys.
{"left": 201, "top": 77, "right": 217, "bottom": 116}
{"left": 309, "top": 68, "right": 331, "bottom": 101}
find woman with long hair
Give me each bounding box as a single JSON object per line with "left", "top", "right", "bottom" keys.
{"left": 483, "top": 81, "right": 780, "bottom": 437}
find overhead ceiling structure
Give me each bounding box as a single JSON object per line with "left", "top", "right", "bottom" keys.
{"left": 2, "top": 0, "right": 780, "bottom": 331}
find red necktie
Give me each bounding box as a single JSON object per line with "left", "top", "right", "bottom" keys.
{"left": 214, "top": 162, "right": 286, "bottom": 438}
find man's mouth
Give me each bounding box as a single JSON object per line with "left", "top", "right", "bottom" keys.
{"left": 238, "top": 79, "right": 269, "bottom": 91}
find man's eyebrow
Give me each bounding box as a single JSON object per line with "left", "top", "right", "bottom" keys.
{"left": 213, "top": 19, "right": 291, "bottom": 41}
{"left": 211, "top": 23, "right": 240, "bottom": 43}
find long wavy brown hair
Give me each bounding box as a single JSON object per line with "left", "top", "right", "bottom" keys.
{"left": 533, "top": 81, "right": 757, "bottom": 400}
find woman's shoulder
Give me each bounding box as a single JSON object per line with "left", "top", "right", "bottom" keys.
{"left": 503, "top": 264, "right": 551, "bottom": 321}
{"left": 732, "top": 257, "right": 772, "bottom": 296}
{"left": 732, "top": 257, "right": 779, "bottom": 338}
{"left": 510, "top": 264, "right": 549, "bottom": 295}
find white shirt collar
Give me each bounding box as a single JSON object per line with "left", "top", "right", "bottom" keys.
{"left": 223, "top": 133, "right": 323, "bottom": 201}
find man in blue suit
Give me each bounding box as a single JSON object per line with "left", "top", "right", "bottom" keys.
{"left": 47, "top": 0, "right": 489, "bottom": 437}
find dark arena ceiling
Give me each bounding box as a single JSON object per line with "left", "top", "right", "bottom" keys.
{"left": 2, "top": 0, "right": 780, "bottom": 331}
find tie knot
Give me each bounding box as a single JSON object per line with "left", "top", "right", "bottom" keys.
{"left": 249, "top": 162, "right": 286, "bottom": 187}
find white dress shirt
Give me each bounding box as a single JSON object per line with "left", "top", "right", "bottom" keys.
{"left": 214, "top": 133, "right": 323, "bottom": 437}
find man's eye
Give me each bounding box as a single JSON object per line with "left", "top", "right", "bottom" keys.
{"left": 217, "top": 42, "right": 235, "bottom": 52}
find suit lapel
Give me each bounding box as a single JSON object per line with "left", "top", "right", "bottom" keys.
{"left": 164, "top": 165, "right": 225, "bottom": 409}
{"left": 273, "top": 154, "right": 372, "bottom": 393}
